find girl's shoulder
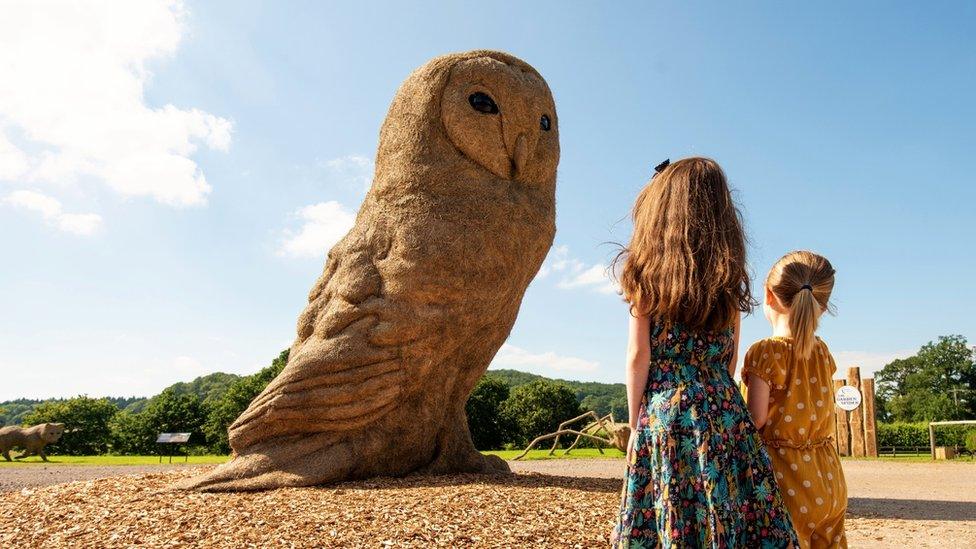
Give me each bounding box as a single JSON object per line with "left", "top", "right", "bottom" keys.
{"left": 746, "top": 337, "right": 833, "bottom": 361}
{"left": 742, "top": 338, "right": 793, "bottom": 389}
{"left": 744, "top": 336, "right": 836, "bottom": 377}
{"left": 745, "top": 337, "right": 792, "bottom": 360}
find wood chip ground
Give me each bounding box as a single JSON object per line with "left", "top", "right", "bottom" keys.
{"left": 1, "top": 461, "right": 973, "bottom": 547}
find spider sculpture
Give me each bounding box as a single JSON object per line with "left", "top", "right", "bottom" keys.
{"left": 513, "top": 411, "right": 631, "bottom": 460}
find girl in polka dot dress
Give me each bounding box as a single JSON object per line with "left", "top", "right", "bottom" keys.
{"left": 743, "top": 251, "right": 848, "bottom": 548}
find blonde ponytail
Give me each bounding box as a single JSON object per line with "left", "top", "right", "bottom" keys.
{"left": 789, "top": 287, "right": 820, "bottom": 358}
{"left": 766, "top": 251, "right": 836, "bottom": 359}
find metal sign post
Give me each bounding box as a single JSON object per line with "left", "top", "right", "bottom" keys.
{"left": 156, "top": 432, "right": 192, "bottom": 463}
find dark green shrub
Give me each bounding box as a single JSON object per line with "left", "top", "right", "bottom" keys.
{"left": 108, "top": 410, "right": 146, "bottom": 454}
{"left": 876, "top": 422, "right": 928, "bottom": 448}
{"left": 23, "top": 396, "right": 119, "bottom": 455}
{"left": 107, "top": 389, "right": 208, "bottom": 455}
{"left": 965, "top": 431, "right": 976, "bottom": 454}
{"left": 572, "top": 427, "right": 614, "bottom": 450}
{"left": 876, "top": 422, "right": 976, "bottom": 449}
{"left": 501, "top": 379, "right": 581, "bottom": 446}
{"left": 203, "top": 350, "right": 288, "bottom": 453}
{"left": 465, "top": 376, "right": 511, "bottom": 450}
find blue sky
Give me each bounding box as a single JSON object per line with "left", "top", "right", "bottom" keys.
{"left": 1, "top": 1, "right": 973, "bottom": 400}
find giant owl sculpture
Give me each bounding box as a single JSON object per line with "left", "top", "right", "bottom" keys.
{"left": 182, "top": 51, "right": 559, "bottom": 491}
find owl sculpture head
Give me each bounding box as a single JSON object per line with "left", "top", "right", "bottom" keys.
{"left": 374, "top": 50, "right": 559, "bottom": 195}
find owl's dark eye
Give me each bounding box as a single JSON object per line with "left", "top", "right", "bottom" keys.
{"left": 540, "top": 114, "right": 551, "bottom": 131}
{"left": 468, "top": 92, "right": 499, "bottom": 114}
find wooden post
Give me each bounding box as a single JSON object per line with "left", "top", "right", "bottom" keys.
{"left": 861, "top": 378, "right": 878, "bottom": 457}
{"left": 833, "top": 379, "right": 849, "bottom": 456}
{"left": 847, "top": 367, "right": 866, "bottom": 457}
{"left": 929, "top": 423, "right": 937, "bottom": 460}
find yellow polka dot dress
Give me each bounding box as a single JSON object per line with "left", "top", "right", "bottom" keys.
{"left": 743, "top": 337, "right": 848, "bottom": 549}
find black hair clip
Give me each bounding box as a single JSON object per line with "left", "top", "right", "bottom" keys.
{"left": 652, "top": 159, "right": 670, "bottom": 178}
{"left": 800, "top": 284, "right": 813, "bottom": 291}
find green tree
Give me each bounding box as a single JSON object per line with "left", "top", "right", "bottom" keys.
{"left": 23, "top": 396, "right": 119, "bottom": 455}
{"left": 465, "top": 376, "right": 511, "bottom": 450}
{"left": 876, "top": 335, "right": 976, "bottom": 422}
{"left": 111, "top": 404, "right": 201, "bottom": 456}
{"left": 108, "top": 389, "right": 208, "bottom": 455}
{"left": 609, "top": 396, "right": 628, "bottom": 421}
{"left": 203, "top": 350, "right": 289, "bottom": 453}
{"left": 580, "top": 395, "right": 610, "bottom": 418}
{"left": 108, "top": 410, "right": 148, "bottom": 454}
{"left": 501, "top": 379, "right": 581, "bottom": 446}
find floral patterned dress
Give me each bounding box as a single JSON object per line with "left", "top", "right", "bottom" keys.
{"left": 612, "top": 320, "right": 798, "bottom": 548}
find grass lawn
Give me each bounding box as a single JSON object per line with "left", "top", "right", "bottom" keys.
{"left": 2, "top": 450, "right": 968, "bottom": 467}
{"left": 0, "top": 455, "right": 230, "bottom": 466}
{"left": 842, "top": 454, "right": 975, "bottom": 463}
{"left": 486, "top": 448, "right": 973, "bottom": 463}
{"left": 1, "top": 450, "right": 624, "bottom": 466}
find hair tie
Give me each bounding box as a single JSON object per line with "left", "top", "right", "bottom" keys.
{"left": 800, "top": 284, "right": 813, "bottom": 291}
{"left": 652, "top": 159, "right": 670, "bottom": 178}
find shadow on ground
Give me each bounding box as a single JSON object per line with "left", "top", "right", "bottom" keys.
{"left": 321, "top": 471, "right": 621, "bottom": 495}
{"left": 848, "top": 497, "right": 976, "bottom": 521}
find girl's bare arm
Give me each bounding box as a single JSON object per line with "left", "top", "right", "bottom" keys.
{"left": 626, "top": 313, "right": 651, "bottom": 430}
{"left": 727, "top": 312, "right": 741, "bottom": 377}
{"left": 747, "top": 376, "right": 771, "bottom": 429}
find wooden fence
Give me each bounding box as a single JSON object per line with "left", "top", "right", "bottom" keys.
{"left": 833, "top": 366, "right": 878, "bottom": 457}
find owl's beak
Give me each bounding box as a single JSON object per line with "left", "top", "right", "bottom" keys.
{"left": 512, "top": 133, "right": 528, "bottom": 179}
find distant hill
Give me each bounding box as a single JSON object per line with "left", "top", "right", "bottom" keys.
{"left": 164, "top": 372, "right": 241, "bottom": 405}
{"left": 0, "top": 396, "right": 146, "bottom": 426}
{"left": 0, "top": 399, "right": 45, "bottom": 426}
{"left": 0, "top": 372, "right": 241, "bottom": 426}
{"left": 487, "top": 369, "right": 627, "bottom": 421}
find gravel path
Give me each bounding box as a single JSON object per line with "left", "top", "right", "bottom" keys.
{"left": 0, "top": 463, "right": 199, "bottom": 492}
{"left": 510, "top": 457, "right": 624, "bottom": 479}
{"left": 1, "top": 459, "right": 973, "bottom": 547}
{"left": 514, "top": 458, "right": 976, "bottom": 547}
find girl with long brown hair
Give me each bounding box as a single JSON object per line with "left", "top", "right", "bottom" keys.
{"left": 611, "top": 158, "right": 797, "bottom": 548}
{"left": 743, "top": 251, "right": 848, "bottom": 548}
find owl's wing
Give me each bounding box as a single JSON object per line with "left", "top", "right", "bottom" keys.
{"left": 226, "top": 224, "right": 425, "bottom": 452}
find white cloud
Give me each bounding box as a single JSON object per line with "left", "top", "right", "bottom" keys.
{"left": 5, "top": 189, "right": 60, "bottom": 217}
{"left": 490, "top": 343, "right": 600, "bottom": 374}
{"left": 558, "top": 264, "right": 618, "bottom": 294}
{"left": 278, "top": 200, "right": 356, "bottom": 259}
{"left": 537, "top": 245, "right": 619, "bottom": 294}
{"left": 55, "top": 212, "right": 103, "bottom": 235}
{"left": 4, "top": 189, "right": 102, "bottom": 235}
{"left": 0, "top": 133, "right": 30, "bottom": 180}
{"left": 319, "top": 154, "right": 374, "bottom": 191}
{"left": 0, "top": 0, "right": 232, "bottom": 209}
{"left": 831, "top": 349, "right": 915, "bottom": 378}
{"left": 536, "top": 245, "right": 576, "bottom": 279}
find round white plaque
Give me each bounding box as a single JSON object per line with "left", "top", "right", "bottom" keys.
{"left": 835, "top": 385, "right": 862, "bottom": 411}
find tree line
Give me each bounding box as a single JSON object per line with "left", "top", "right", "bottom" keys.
{"left": 14, "top": 351, "right": 289, "bottom": 455}
{"left": 4, "top": 334, "right": 972, "bottom": 455}
{"left": 4, "top": 351, "right": 592, "bottom": 454}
